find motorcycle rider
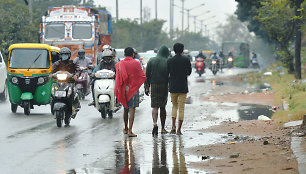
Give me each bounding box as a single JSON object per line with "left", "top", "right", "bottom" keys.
{"left": 196, "top": 50, "right": 205, "bottom": 59}
{"left": 73, "top": 49, "right": 92, "bottom": 68}
{"left": 51, "top": 47, "right": 81, "bottom": 113}
{"left": 88, "top": 48, "right": 116, "bottom": 106}
{"left": 183, "top": 49, "right": 192, "bottom": 61}
{"left": 209, "top": 52, "right": 220, "bottom": 69}
{"left": 251, "top": 51, "right": 257, "bottom": 62}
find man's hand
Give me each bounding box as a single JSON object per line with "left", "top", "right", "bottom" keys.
{"left": 145, "top": 84, "right": 150, "bottom": 96}
{"left": 73, "top": 75, "right": 77, "bottom": 80}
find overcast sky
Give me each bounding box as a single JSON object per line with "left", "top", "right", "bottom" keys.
{"left": 95, "top": 0, "right": 237, "bottom": 37}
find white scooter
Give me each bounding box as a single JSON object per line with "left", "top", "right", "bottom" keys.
{"left": 94, "top": 69, "right": 120, "bottom": 119}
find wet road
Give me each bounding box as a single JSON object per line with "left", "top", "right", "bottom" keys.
{"left": 0, "top": 68, "right": 260, "bottom": 174}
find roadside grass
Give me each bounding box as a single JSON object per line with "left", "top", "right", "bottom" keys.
{"left": 240, "top": 62, "right": 306, "bottom": 125}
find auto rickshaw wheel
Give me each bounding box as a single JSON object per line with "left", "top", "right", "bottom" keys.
{"left": 11, "top": 103, "right": 17, "bottom": 113}
{"left": 24, "top": 101, "right": 31, "bottom": 115}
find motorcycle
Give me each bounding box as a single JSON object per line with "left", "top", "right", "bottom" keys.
{"left": 51, "top": 71, "right": 80, "bottom": 127}
{"left": 94, "top": 69, "right": 120, "bottom": 119}
{"left": 210, "top": 59, "right": 219, "bottom": 75}
{"left": 195, "top": 57, "right": 205, "bottom": 77}
{"left": 251, "top": 58, "right": 260, "bottom": 69}
{"left": 75, "top": 66, "right": 91, "bottom": 100}
{"left": 227, "top": 56, "right": 234, "bottom": 68}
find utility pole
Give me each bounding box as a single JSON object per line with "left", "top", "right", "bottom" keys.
{"left": 181, "top": 0, "right": 184, "bottom": 31}
{"left": 155, "top": 0, "right": 158, "bottom": 20}
{"left": 170, "top": 0, "right": 174, "bottom": 40}
{"left": 187, "top": 9, "right": 190, "bottom": 31}
{"left": 194, "top": 16, "right": 197, "bottom": 32}
{"left": 140, "top": 0, "right": 143, "bottom": 24}
{"left": 200, "top": 20, "right": 203, "bottom": 35}
{"left": 116, "top": 0, "right": 118, "bottom": 21}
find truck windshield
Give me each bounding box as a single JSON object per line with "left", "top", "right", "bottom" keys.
{"left": 45, "top": 23, "right": 65, "bottom": 39}
{"left": 9, "top": 49, "right": 50, "bottom": 69}
{"left": 72, "top": 23, "right": 92, "bottom": 39}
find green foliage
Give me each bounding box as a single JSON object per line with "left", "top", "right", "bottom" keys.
{"left": 0, "top": 0, "right": 37, "bottom": 60}
{"left": 256, "top": 0, "right": 295, "bottom": 71}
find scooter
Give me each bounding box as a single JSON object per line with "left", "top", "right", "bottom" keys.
{"left": 251, "top": 58, "right": 260, "bottom": 69}
{"left": 210, "top": 59, "right": 219, "bottom": 75}
{"left": 227, "top": 56, "right": 234, "bottom": 68}
{"left": 94, "top": 69, "right": 120, "bottom": 119}
{"left": 195, "top": 57, "right": 205, "bottom": 77}
{"left": 75, "top": 66, "right": 91, "bottom": 100}
{"left": 51, "top": 71, "right": 80, "bottom": 127}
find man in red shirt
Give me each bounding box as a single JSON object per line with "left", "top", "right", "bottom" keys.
{"left": 115, "top": 47, "right": 146, "bottom": 137}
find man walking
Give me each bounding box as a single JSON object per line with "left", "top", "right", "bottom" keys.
{"left": 145, "top": 45, "right": 170, "bottom": 136}
{"left": 167, "top": 43, "right": 192, "bottom": 135}
{"left": 115, "top": 47, "right": 146, "bottom": 137}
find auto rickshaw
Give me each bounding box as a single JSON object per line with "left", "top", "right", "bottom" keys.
{"left": 7, "top": 43, "right": 60, "bottom": 115}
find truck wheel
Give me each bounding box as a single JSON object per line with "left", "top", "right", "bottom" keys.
{"left": 11, "top": 103, "right": 17, "bottom": 113}
{"left": 100, "top": 104, "right": 107, "bottom": 119}
{"left": 0, "top": 82, "right": 8, "bottom": 101}
{"left": 56, "top": 111, "right": 63, "bottom": 127}
{"left": 24, "top": 101, "right": 31, "bottom": 115}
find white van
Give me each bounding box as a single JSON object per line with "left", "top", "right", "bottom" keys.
{"left": 0, "top": 51, "right": 7, "bottom": 101}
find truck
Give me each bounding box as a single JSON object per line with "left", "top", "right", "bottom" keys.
{"left": 40, "top": 5, "right": 112, "bottom": 65}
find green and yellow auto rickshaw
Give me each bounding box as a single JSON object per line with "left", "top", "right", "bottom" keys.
{"left": 7, "top": 43, "right": 60, "bottom": 115}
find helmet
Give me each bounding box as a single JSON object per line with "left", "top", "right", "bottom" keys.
{"left": 78, "top": 49, "right": 85, "bottom": 59}
{"left": 101, "top": 49, "right": 113, "bottom": 63}
{"left": 183, "top": 49, "right": 189, "bottom": 54}
{"left": 102, "top": 44, "right": 111, "bottom": 51}
{"left": 59, "top": 47, "right": 71, "bottom": 61}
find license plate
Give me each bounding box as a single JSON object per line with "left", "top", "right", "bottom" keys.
{"left": 55, "top": 91, "right": 66, "bottom": 97}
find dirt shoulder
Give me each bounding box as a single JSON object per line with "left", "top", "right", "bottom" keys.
{"left": 186, "top": 120, "right": 299, "bottom": 174}
{"left": 185, "top": 73, "right": 304, "bottom": 173}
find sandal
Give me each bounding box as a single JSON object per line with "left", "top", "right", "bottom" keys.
{"left": 170, "top": 128, "right": 176, "bottom": 134}
{"left": 176, "top": 131, "right": 183, "bottom": 135}
{"left": 123, "top": 128, "right": 128, "bottom": 134}
{"left": 128, "top": 132, "right": 137, "bottom": 137}
{"left": 161, "top": 129, "right": 168, "bottom": 134}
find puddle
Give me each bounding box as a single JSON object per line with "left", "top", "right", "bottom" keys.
{"left": 209, "top": 80, "right": 269, "bottom": 93}
{"left": 73, "top": 132, "right": 227, "bottom": 174}
{"left": 237, "top": 104, "right": 273, "bottom": 120}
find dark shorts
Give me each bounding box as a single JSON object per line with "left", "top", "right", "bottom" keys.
{"left": 151, "top": 83, "right": 168, "bottom": 108}
{"left": 126, "top": 91, "right": 140, "bottom": 109}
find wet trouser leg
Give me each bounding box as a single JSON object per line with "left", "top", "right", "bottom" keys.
{"left": 91, "top": 79, "right": 96, "bottom": 102}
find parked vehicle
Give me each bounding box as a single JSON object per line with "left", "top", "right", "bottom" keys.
{"left": 51, "top": 71, "right": 80, "bottom": 127}
{"left": 195, "top": 57, "right": 205, "bottom": 77}
{"left": 94, "top": 69, "right": 120, "bottom": 119}
{"left": 75, "top": 66, "right": 91, "bottom": 100}
{"left": 0, "top": 51, "right": 7, "bottom": 101}
{"left": 7, "top": 43, "right": 60, "bottom": 115}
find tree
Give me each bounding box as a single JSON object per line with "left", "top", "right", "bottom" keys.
{"left": 0, "top": 0, "right": 37, "bottom": 59}
{"left": 216, "top": 15, "right": 254, "bottom": 43}
{"left": 256, "top": 0, "right": 295, "bottom": 73}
